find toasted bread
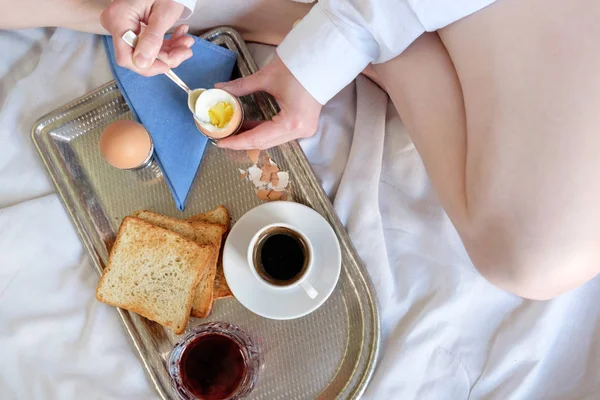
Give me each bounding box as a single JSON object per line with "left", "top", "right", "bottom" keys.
{"left": 134, "top": 210, "right": 227, "bottom": 317}
{"left": 187, "top": 206, "right": 233, "bottom": 299}
{"left": 188, "top": 220, "right": 227, "bottom": 316}
{"left": 187, "top": 205, "right": 231, "bottom": 227}
{"left": 213, "top": 269, "right": 233, "bottom": 299}
{"left": 95, "top": 217, "right": 212, "bottom": 334}
{"left": 133, "top": 210, "right": 198, "bottom": 240}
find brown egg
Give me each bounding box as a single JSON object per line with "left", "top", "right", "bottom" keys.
{"left": 99, "top": 120, "right": 153, "bottom": 169}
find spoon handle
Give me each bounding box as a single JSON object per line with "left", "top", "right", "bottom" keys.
{"left": 121, "top": 30, "right": 191, "bottom": 94}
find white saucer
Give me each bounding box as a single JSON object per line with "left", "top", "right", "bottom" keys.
{"left": 223, "top": 202, "right": 342, "bottom": 320}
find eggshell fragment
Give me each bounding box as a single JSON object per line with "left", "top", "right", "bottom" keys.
{"left": 264, "top": 165, "right": 279, "bottom": 174}
{"left": 257, "top": 189, "right": 270, "bottom": 200}
{"left": 262, "top": 160, "right": 279, "bottom": 174}
{"left": 238, "top": 152, "right": 291, "bottom": 202}
{"left": 247, "top": 149, "right": 260, "bottom": 164}
{"left": 271, "top": 172, "right": 289, "bottom": 191}
{"left": 260, "top": 171, "right": 271, "bottom": 182}
{"left": 247, "top": 165, "right": 263, "bottom": 186}
{"left": 268, "top": 191, "right": 283, "bottom": 201}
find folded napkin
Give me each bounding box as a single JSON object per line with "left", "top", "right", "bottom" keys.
{"left": 103, "top": 35, "right": 237, "bottom": 210}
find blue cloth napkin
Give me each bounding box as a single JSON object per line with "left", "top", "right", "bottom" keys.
{"left": 103, "top": 35, "right": 237, "bottom": 210}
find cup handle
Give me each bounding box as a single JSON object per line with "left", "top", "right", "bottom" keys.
{"left": 300, "top": 281, "right": 318, "bottom": 299}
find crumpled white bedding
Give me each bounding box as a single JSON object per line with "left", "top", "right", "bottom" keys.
{"left": 1, "top": 27, "right": 600, "bottom": 400}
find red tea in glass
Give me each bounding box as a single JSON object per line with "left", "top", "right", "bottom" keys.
{"left": 169, "top": 322, "right": 260, "bottom": 400}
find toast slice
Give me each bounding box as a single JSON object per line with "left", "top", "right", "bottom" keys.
{"left": 188, "top": 206, "right": 233, "bottom": 299}
{"left": 134, "top": 210, "right": 227, "bottom": 318}
{"left": 95, "top": 217, "right": 212, "bottom": 334}
{"left": 188, "top": 205, "right": 230, "bottom": 227}
{"left": 133, "top": 210, "right": 198, "bottom": 242}
{"left": 212, "top": 269, "right": 233, "bottom": 299}
{"left": 188, "top": 220, "right": 227, "bottom": 316}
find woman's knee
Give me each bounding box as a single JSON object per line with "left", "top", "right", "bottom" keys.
{"left": 464, "top": 217, "right": 599, "bottom": 301}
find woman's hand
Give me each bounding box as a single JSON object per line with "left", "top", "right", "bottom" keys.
{"left": 215, "top": 56, "right": 322, "bottom": 150}
{"left": 101, "top": 0, "right": 193, "bottom": 76}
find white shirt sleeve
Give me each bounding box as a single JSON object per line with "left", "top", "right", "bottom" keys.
{"left": 277, "top": 0, "right": 497, "bottom": 105}
{"left": 173, "top": 0, "right": 196, "bottom": 19}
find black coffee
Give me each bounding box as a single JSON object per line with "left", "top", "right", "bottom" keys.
{"left": 255, "top": 228, "right": 308, "bottom": 285}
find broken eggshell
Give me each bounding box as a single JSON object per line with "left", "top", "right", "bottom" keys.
{"left": 246, "top": 149, "right": 260, "bottom": 164}
{"left": 268, "top": 172, "right": 289, "bottom": 192}
{"left": 239, "top": 156, "right": 291, "bottom": 202}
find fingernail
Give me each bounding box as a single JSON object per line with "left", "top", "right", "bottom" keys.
{"left": 134, "top": 52, "right": 151, "bottom": 69}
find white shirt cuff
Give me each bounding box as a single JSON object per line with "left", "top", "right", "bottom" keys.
{"left": 173, "top": 0, "right": 195, "bottom": 19}
{"left": 276, "top": 4, "right": 371, "bottom": 105}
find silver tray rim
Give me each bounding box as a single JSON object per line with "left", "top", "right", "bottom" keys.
{"left": 31, "top": 26, "right": 381, "bottom": 399}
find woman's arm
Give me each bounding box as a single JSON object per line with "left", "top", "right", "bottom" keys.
{"left": 0, "top": 0, "right": 109, "bottom": 33}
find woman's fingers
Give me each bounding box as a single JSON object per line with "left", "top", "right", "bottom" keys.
{"left": 113, "top": 32, "right": 171, "bottom": 76}
{"left": 215, "top": 72, "right": 266, "bottom": 97}
{"left": 216, "top": 56, "right": 322, "bottom": 150}
{"left": 101, "top": 0, "right": 187, "bottom": 76}
{"left": 166, "top": 26, "right": 193, "bottom": 48}
{"left": 171, "top": 24, "right": 189, "bottom": 40}
{"left": 165, "top": 46, "right": 193, "bottom": 67}
{"left": 159, "top": 27, "right": 193, "bottom": 68}
{"left": 217, "top": 119, "right": 287, "bottom": 150}
{"left": 133, "top": 1, "right": 184, "bottom": 69}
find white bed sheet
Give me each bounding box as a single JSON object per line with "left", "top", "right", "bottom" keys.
{"left": 1, "top": 28, "right": 600, "bottom": 400}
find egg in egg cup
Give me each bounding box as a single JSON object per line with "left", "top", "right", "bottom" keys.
{"left": 192, "top": 88, "right": 244, "bottom": 143}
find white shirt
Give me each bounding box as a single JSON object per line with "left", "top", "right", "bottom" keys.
{"left": 174, "top": 0, "right": 195, "bottom": 19}
{"left": 278, "top": 0, "right": 497, "bottom": 104}
{"left": 178, "top": 0, "right": 497, "bottom": 104}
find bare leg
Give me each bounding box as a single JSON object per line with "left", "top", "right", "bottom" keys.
{"left": 376, "top": 0, "right": 600, "bottom": 300}
{"left": 187, "top": 0, "right": 313, "bottom": 45}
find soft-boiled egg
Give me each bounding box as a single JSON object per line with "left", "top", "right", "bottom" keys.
{"left": 99, "top": 120, "right": 153, "bottom": 170}
{"left": 193, "top": 88, "right": 243, "bottom": 139}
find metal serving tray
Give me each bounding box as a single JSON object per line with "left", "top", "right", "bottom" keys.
{"left": 32, "top": 27, "right": 380, "bottom": 400}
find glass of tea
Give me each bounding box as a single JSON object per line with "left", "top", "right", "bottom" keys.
{"left": 168, "top": 322, "right": 261, "bottom": 400}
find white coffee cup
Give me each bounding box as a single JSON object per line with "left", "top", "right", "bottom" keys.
{"left": 247, "top": 223, "right": 318, "bottom": 299}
